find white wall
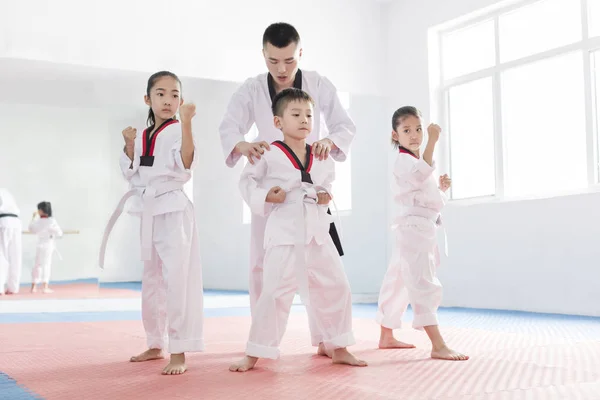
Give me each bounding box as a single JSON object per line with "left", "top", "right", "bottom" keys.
{"left": 1, "top": 0, "right": 386, "bottom": 96}
{"left": 385, "top": 0, "right": 600, "bottom": 316}
{"left": 0, "top": 0, "right": 389, "bottom": 292}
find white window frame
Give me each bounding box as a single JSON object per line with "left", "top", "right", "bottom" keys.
{"left": 430, "top": 0, "right": 600, "bottom": 203}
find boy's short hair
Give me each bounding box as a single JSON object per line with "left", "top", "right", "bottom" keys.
{"left": 271, "top": 88, "right": 314, "bottom": 117}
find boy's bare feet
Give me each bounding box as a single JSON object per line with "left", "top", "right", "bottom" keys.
{"left": 317, "top": 342, "right": 333, "bottom": 358}
{"left": 332, "top": 348, "right": 368, "bottom": 367}
{"left": 431, "top": 346, "right": 469, "bottom": 361}
{"left": 162, "top": 353, "right": 187, "bottom": 375}
{"left": 130, "top": 348, "right": 165, "bottom": 362}
{"left": 229, "top": 355, "right": 259, "bottom": 372}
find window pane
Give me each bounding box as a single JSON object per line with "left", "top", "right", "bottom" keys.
{"left": 501, "top": 52, "right": 587, "bottom": 197}
{"left": 593, "top": 51, "right": 600, "bottom": 181}
{"left": 590, "top": 0, "right": 600, "bottom": 38}
{"left": 332, "top": 153, "right": 352, "bottom": 211}
{"left": 499, "top": 0, "right": 581, "bottom": 63}
{"left": 442, "top": 19, "right": 495, "bottom": 80}
{"left": 448, "top": 78, "right": 496, "bottom": 199}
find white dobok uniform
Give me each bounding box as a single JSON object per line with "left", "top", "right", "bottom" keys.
{"left": 29, "top": 216, "right": 63, "bottom": 284}
{"left": 0, "top": 188, "right": 22, "bottom": 294}
{"left": 376, "top": 149, "right": 447, "bottom": 330}
{"left": 99, "top": 119, "right": 204, "bottom": 354}
{"left": 239, "top": 141, "right": 355, "bottom": 359}
{"left": 219, "top": 69, "right": 356, "bottom": 346}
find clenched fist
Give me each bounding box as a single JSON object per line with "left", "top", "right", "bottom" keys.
{"left": 122, "top": 126, "right": 137, "bottom": 145}
{"left": 179, "top": 103, "right": 196, "bottom": 123}
{"left": 266, "top": 186, "right": 286, "bottom": 204}
{"left": 317, "top": 192, "right": 331, "bottom": 205}
{"left": 439, "top": 174, "right": 452, "bottom": 192}
{"left": 427, "top": 123, "right": 441, "bottom": 143}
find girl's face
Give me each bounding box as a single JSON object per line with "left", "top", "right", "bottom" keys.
{"left": 392, "top": 115, "right": 423, "bottom": 152}
{"left": 144, "top": 76, "right": 183, "bottom": 123}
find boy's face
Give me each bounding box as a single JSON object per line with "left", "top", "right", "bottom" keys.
{"left": 274, "top": 100, "right": 313, "bottom": 139}
{"left": 392, "top": 115, "right": 423, "bottom": 152}
{"left": 263, "top": 42, "right": 302, "bottom": 87}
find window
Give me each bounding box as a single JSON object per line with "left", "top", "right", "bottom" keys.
{"left": 498, "top": 0, "right": 581, "bottom": 63}
{"left": 590, "top": 0, "right": 600, "bottom": 38}
{"left": 242, "top": 92, "right": 353, "bottom": 223}
{"left": 442, "top": 20, "right": 495, "bottom": 80}
{"left": 332, "top": 152, "right": 352, "bottom": 211}
{"left": 593, "top": 51, "right": 600, "bottom": 179}
{"left": 434, "top": 0, "right": 599, "bottom": 200}
{"left": 448, "top": 78, "right": 496, "bottom": 199}
{"left": 501, "top": 53, "right": 587, "bottom": 197}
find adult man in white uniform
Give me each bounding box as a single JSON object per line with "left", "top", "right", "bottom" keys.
{"left": 0, "top": 188, "right": 22, "bottom": 295}
{"left": 219, "top": 22, "right": 356, "bottom": 354}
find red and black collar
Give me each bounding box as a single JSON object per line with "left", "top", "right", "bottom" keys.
{"left": 142, "top": 119, "right": 179, "bottom": 157}
{"left": 272, "top": 140, "right": 313, "bottom": 172}
{"left": 399, "top": 146, "right": 418, "bottom": 159}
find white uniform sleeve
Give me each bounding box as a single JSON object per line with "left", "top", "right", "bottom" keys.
{"left": 394, "top": 156, "right": 437, "bottom": 196}
{"left": 239, "top": 157, "right": 272, "bottom": 217}
{"left": 28, "top": 218, "right": 41, "bottom": 233}
{"left": 171, "top": 130, "right": 199, "bottom": 173}
{"left": 219, "top": 79, "right": 256, "bottom": 168}
{"left": 120, "top": 135, "right": 141, "bottom": 181}
{"left": 318, "top": 76, "right": 356, "bottom": 162}
{"left": 49, "top": 219, "right": 63, "bottom": 238}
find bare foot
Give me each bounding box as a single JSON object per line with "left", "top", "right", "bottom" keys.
{"left": 332, "top": 348, "right": 368, "bottom": 367}
{"left": 431, "top": 346, "right": 469, "bottom": 361}
{"left": 130, "top": 348, "right": 165, "bottom": 362}
{"left": 229, "top": 355, "right": 259, "bottom": 372}
{"left": 378, "top": 336, "right": 415, "bottom": 349}
{"left": 5, "top": 290, "right": 15, "bottom": 295}
{"left": 317, "top": 342, "right": 333, "bottom": 358}
{"left": 162, "top": 353, "right": 187, "bottom": 375}
{"left": 31, "top": 287, "right": 37, "bottom": 293}
{"left": 42, "top": 288, "right": 53, "bottom": 294}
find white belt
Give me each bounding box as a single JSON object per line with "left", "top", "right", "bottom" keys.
{"left": 98, "top": 181, "right": 184, "bottom": 269}
{"left": 279, "top": 185, "right": 339, "bottom": 307}
{"left": 394, "top": 206, "right": 448, "bottom": 260}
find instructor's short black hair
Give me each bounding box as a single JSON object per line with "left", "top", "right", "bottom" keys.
{"left": 263, "top": 23, "right": 300, "bottom": 48}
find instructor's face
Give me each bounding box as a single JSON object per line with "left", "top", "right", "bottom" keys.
{"left": 263, "top": 42, "right": 302, "bottom": 87}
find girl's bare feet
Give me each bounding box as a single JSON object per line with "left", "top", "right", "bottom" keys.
{"left": 332, "top": 348, "right": 368, "bottom": 367}
{"left": 379, "top": 326, "right": 415, "bottom": 349}
{"left": 431, "top": 345, "right": 469, "bottom": 361}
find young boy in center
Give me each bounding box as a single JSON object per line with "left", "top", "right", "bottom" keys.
{"left": 229, "top": 88, "right": 367, "bottom": 372}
